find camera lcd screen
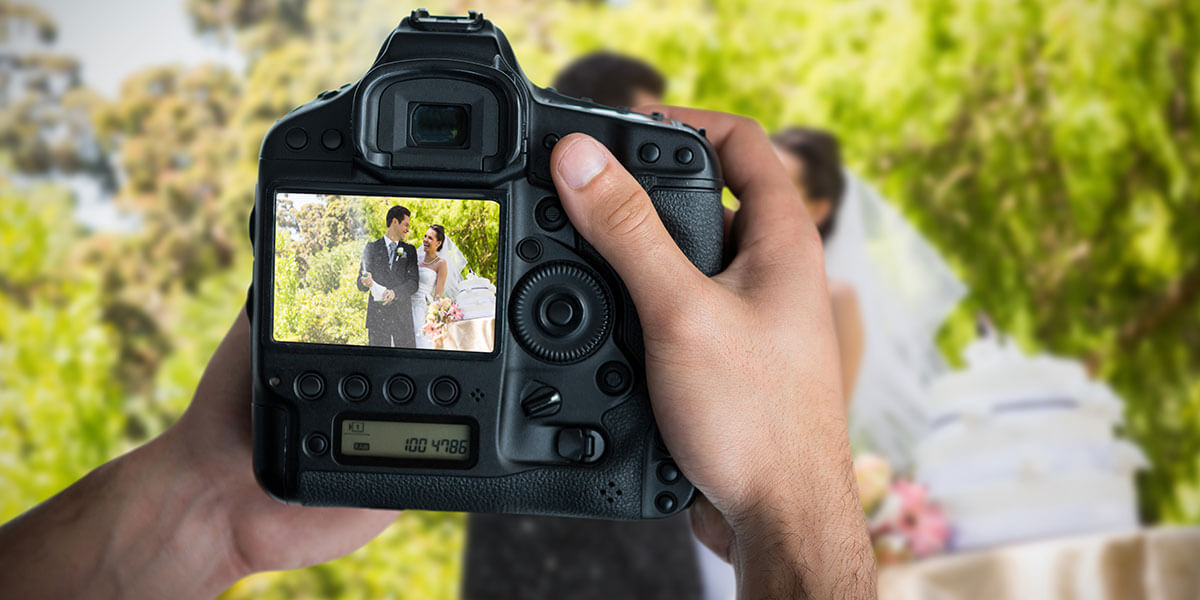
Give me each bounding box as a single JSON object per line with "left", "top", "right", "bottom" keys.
{"left": 340, "top": 419, "right": 471, "bottom": 461}
{"left": 272, "top": 192, "right": 500, "bottom": 352}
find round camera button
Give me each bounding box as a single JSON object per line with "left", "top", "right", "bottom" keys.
{"left": 321, "top": 128, "right": 343, "bottom": 151}
{"left": 546, "top": 298, "right": 576, "bottom": 327}
{"left": 674, "top": 147, "right": 694, "bottom": 165}
{"left": 596, "top": 361, "right": 632, "bottom": 396}
{"left": 304, "top": 433, "right": 329, "bottom": 456}
{"left": 542, "top": 133, "right": 560, "bottom": 149}
{"left": 516, "top": 237, "right": 543, "bottom": 262}
{"left": 295, "top": 372, "right": 324, "bottom": 400}
{"left": 535, "top": 196, "right": 567, "bottom": 231}
{"left": 655, "top": 492, "right": 678, "bottom": 513}
{"left": 285, "top": 127, "right": 308, "bottom": 150}
{"left": 385, "top": 375, "right": 415, "bottom": 404}
{"left": 340, "top": 374, "right": 369, "bottom": 402}
{"left": 430, "top": 377, "right": 460, "bottom": 406}
{"left": 638, "top": 143, "right": 661, "bottom": 163}
{"left": 657, "top": 461, "right": 681, "bottom": 484}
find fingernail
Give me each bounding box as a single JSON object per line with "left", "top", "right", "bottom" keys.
{"left": 557, "top": 136, "right": 608, "bottom": 190}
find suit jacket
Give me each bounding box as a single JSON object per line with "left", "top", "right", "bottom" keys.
{"left": 357, "top": 237, "right": 419, "bottom": 346}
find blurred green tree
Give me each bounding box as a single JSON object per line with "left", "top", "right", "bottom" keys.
{"left": 3, "top": 1, "right": 1199, "bottom": 598}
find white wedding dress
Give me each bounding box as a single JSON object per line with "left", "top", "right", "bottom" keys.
{"left": 412, "top": 265, "right": 438, "bottom": 349}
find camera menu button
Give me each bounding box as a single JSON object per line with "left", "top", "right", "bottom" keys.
{"left": 294, "top": 372, "right": 324, "bottom": 400}
{"left": 430, "top": 376, "right": 460, "bottom": 406}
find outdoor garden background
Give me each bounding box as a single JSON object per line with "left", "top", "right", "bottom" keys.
{"left": 2, "top": 0, "right": 1197, "bottom": 597}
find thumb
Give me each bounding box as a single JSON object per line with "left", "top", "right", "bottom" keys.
{"left": 550, "top": 133, "right": 704, "bottom": 317}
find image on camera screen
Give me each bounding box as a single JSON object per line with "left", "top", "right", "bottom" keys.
{"left": 272, "top": 192, "right": 500, "bottom": 353}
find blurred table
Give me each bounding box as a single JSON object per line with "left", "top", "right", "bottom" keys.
{"left": 879, "top": 527, "right": 1200, "bottom": 600}
{"left": 443, "top": 317, "right": 494, "bottom": 352}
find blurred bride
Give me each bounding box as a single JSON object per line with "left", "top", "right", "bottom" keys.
{"left": 412, "top": 223, "right": 467, "bottom": 349}
{"left": 771, "top": 126, "right": 964, "bottom": 469}
{"left": 695, "top": 128, "right": 965, "bottom": 600}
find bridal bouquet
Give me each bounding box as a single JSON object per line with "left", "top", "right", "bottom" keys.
{"left": 853, "top": 453, "right": 950, "bottom": 565}
{"left": 423, "top": 297, "right": 464, "bottom": 343}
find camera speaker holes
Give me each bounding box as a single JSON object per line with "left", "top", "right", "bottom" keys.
{"left": 599, "top": 482, "right": 622, "bottom": 504}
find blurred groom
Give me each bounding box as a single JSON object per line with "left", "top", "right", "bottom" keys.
{"left": 357, "top": 205, "right": 419, "bottom": 348}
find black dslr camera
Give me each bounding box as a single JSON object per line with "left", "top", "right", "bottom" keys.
{"left": 249, "top": 10, "right": 723, "bottom": 519}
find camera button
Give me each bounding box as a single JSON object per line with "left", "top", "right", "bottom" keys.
{"left": 339, "top": 374, "right": 369, "bottom": 402}
{"left": 638, "top": 143, "right": 661, "bottom": 163}
{"left": 285, "top": 127, "right": 308, "bottom": 150}
{"left": 304, "top": 433, "right": 329, "bottom": 457}
{"left": 674, "top": 147, "right": 694, "bottom": 165}
{"left": 521, "top": 384, "right": 562, "bottom": 418}
{"left": 556, "top": 427, "right": 605, "bottom": 463}
{"left": 516, "top": 237, "right": 542, "bottom": 262}
{"left": 596, "top": 361, "right": 631, "bottom": 396}
{"left": 385, "top": 375, "right": 415, "bottom": 404}
{"left": 430, "top": 376, "right": 460, "bottom": 406}
{"left": 535, "top": 196, "right": 567, "bottom": 231}
{"left": 538, "top": 294, "right": 582, "bottom": 333}
{"left": 542, "top": 133, "right": 560, "bottom": 149}
{"left": 657, "top": 461, "right": 681, "bottom": 484}
{"left": 655, "top": 492, "right": 678, "bottom": 513}
{"left": 294, "top": 372, "right": 324, "bottom": 400}
{"left": 321, "top": 129, "right": 343, "bottom": 151}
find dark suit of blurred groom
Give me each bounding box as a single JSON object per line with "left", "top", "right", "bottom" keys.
{"left": 357, "top": 205, "right": 419, "bottom": 348}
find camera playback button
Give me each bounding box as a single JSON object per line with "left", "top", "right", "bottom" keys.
{"left": 294, "top": 372, "right": 325, "bottom": 400}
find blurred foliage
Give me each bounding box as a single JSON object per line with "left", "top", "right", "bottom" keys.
{"left": 1, "top": 0, "right": 1198, "bottom": 597}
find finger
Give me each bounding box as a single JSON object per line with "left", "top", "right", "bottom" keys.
{"left": 551, "top": 133, "right": 706, "bottom": 318}
{"left": 636, "top": 105, "right": 817, "bottom": 260}
{"left": 689, "top": 495, "right": 734, "bottom": 563}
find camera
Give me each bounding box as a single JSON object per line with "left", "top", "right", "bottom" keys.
{"left": 248, "top": 10, "right": 724, "bottom": 519}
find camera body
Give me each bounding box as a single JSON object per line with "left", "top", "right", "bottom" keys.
{"left": 249, "top": 10, "right": 723, "bottom": 519}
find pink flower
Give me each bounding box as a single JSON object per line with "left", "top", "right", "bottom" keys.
{"left": 875, "top": 479, "right": 950, "bottom": 558}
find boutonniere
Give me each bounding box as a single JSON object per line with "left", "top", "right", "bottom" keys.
{"left": 396, "top": 245, "right": 406, "bottom": 259}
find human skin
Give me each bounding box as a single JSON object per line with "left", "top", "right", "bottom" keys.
{"left": 0, "top": 107, "right": 874, "bottom": 599}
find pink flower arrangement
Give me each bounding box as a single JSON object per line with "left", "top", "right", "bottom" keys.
{"left": 423, "top": 297, "right": 464, "bottom": 341}
{"left": 854, "top": 453, "right": 951, "bottom": 565}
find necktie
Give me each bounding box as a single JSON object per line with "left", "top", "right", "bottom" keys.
{"left": 388, "top": 241, "right": 397, "bottom": 267}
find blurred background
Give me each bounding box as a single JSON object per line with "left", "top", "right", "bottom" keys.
{"left": 1, "top": 0, "right": 1197, "bottom": 597}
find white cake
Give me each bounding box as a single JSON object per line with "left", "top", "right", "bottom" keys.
{"left": 915, "top": 338, "right": 1146, "bottom": 551}
{"left": 455, "top": 275, "right": 496, "bottom": 321}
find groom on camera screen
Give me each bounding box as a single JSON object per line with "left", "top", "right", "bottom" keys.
{"left": 357, "top": 205, "right": 419, "bottom": 348}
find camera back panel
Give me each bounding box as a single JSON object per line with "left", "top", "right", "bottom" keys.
{"left": 249, "top": 10, "right": 723, "bottom": 520}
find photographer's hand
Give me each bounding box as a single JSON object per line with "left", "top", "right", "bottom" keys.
{"left": 0, "top": 313, "right": 398, "bottom": 598}
{"left": 551, "top": 108, "right": 875, "bottom": 599}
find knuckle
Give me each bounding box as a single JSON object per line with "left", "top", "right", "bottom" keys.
{"left": 601, "top": 185, "right": 654, "bottom": 239}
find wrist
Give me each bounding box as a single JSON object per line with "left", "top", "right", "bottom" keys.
{"left": 726, "top": 434, "right": 876, "bottom": 598}
{"left": 103, "top": 434, "right": 249, "bottom": 598}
